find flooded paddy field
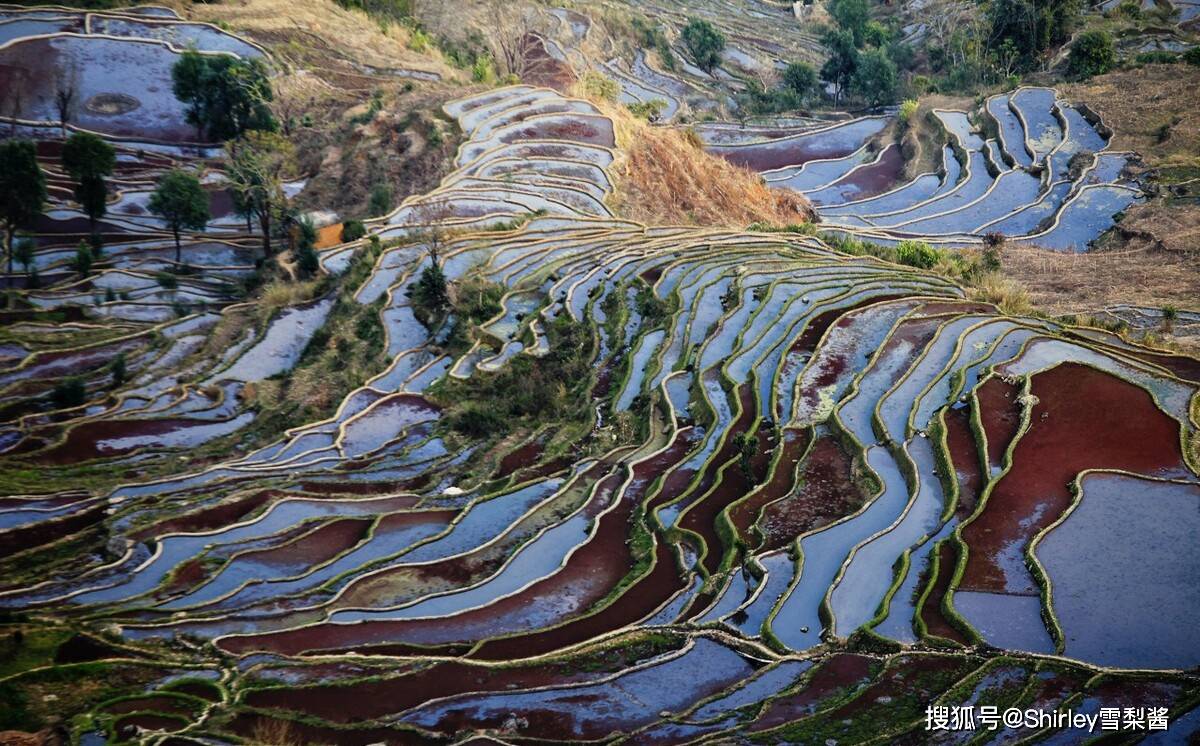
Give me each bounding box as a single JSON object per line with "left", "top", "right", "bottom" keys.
{"left": 0, "top": 13, "right": 1196, "bottom": 738}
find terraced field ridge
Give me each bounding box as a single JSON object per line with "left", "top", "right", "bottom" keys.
{"left": 1, "top": 65, "right": 1199, "bottom": 745}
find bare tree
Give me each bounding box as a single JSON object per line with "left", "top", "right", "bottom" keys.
{"left": 2, "top": 72, "right": 25, "bottom": 137}
{"left": 412, "top": 197, "right": 457, "bottom": 268}
{"left": 54, "top": 63, "right": 80, "bottom": 138}
{"left": 482, "top": 2, "right": 542, "bottom": 80}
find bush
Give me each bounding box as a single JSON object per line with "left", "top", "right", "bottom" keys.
{"left": 851, "top": 48, "right": 898, "bottom": 106}
{"left": 295, "top": 244, "right": 320, "bottom": 277}
{"left": 341, "top": 219, "right": 367, "bottom": 242}
{"left": 898, "top": 98, "right": 919, "bottom": 125}
{"left": 580, "top": 71, "right": 619, "bottom": 102}
{"left": 410, "top": 262, "right": 449, "bottom": 315}
{"left": 1114, "top": 0, "right": 1141, "bottom": 17}
{"left": 368, "top": 183, "right": 393, "bottom": 217}
{"left": 626, "top": 99, "right": 668, "bottom": 120}
{"left": 1184, "top": 46, "right": 1200, "bottom": 66}
{"left": 471, "top": 56, "right": 496, "bottom": 84}
{"left": 681, "top": 18, "right": 726, "bottom": 72}
{"left": 894, "top": 239, "right": 941, "bottom": 269}
{"left": 109, "top": 352, "right": 127, "bottom": 386}
{"left": 782, "top": 61, "right": 817, "bottom": 100}
{"left": 72, "top": 243, "right": 93, "bottom": 276}
{"left": 448, "top": 405, "right": 507, "bottom": 437}
{"left": 1135, "top": 50, "right": 1178, "bottom": 65}
{"left": 1068, "top": 30, "right": 1116, "bottom": 79}
{"left": 155, "top": 271, "right": 178, "bottom": 289}
{"left": 51, "top": 377, "right": 87, "bottom": 409}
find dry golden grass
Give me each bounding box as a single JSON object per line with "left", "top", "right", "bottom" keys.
{"left": 595, "top": 100, "right": 814, "bottom": 227}
{"left": 999, "top": 242, "right": 1200, "bottom": 319}
{"left": 967, "top": 270, "right": 1033, "bottom": 316}
{"left": 1063, "top": 64, "right": 1200, "bottom": 168}
{"left": 173, "top": 0, "right": 453, "bottom": 79}
{"left": 248, "top": 717, "right": 303, "bottom": 746}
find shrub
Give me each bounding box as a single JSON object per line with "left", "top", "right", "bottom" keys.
{"left": 408, "top": 27, "right": 432, "bottom": 52}
{"left": 580, "top": 71, "right": 619, "bottom": 102}
{"left": 1134, "top": 50, "right": 1177, "bottom": 65}
{"left": 410, "top": 262, "right": 449, "bottom": 315}
{"left": 898, "top": 98, "right": 919, "bottom": 125}
{"left": 1068, "top": 30, "right": 1116, "bottom": 79}
{"left": 852, "top": 48, "right": 898, "bottom": 106}
{"left": 155, "top": 271, "right": 178, "bottom": 289}
{"left": 109, "top": 352, "right": 127, "bottom": 386}
{"left": 681, "top": 18, "right": 726, "bottom": 72}
{"left": 73, "top": 242, "right": 93, "bottom": 276}
{"left": 626, "top": 99, "right": 667, "bottom": 120}
{"left": 51, "top": 377, "right": 87, "bottom": 409}
{"left": 782, "top": 61, "right": 817, "bottom": 100}
{"left": 1184, "top": 46, "right": 1200, "bottom": 66}
{"left": 449, "top": 405, "right": 507, "bottom": 437}
{"left": 368, "top": 183, "right": 393, "bottom": 217}
{"left": 341, "top": 219, "right": 367, "bottom": 242}
{"left": 471, "top": 56, "right": 496, "bottom": 84}
{"left": 1114, "top": 0, "right": 1141, "bottom": 17}
{"left": 894, "top": 239, "right": 942, "bottom": 269}
{"left": 295, "top": 244, "right": 320, "bottom": 277}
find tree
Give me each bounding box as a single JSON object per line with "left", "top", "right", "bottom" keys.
{"left": 782, "top": 62, "right": 817, "bottom": 101}
{"left": 54, "top": 64, "right": 80, "bottom": 138}
{"left": 369, "top": 182, "right": 393, "bottom": 217}
{"left": 171, "top": 49, "right": 276, "bottom": 142}
{"left": 293, "top": 215, "right": 320, "bottom": 278}
{"left": 73, "top": 241, "right": 93, "bottom": 276}
{"left": 411, "top": 261, "right": 449, "bottom": 315}
{"left": 479, "top": 1, "right": 545, "bottom": 80}
{"left": 227, "top": 131, "right": 294, "bottom": 256}
{"left": 820, "top": 28, "right": 860, "bottom": 104}
{"left": 681, "top": 18, "right": 726, "bottom": 73}
{"left": 13, "top": 236, "right": 36, "bottom": 284}
{"left": 0, "top": 140, "right": 46, "bottom": 277}
{"left": 61, "top": 132, "right": 116, "bottom": 237}
{"left": 852, "top": 48, "right": 898, "bottom": 107}
{"left": 987, "top": 0, "right": 1082, "bottom": 71}
{"left": 51, "top": 377, "right": 87, "bottom": 409}
{"left": 1067, "top": 29, "right": 1115, "bottom": 79}
{"left": 148, "top": 169, "right": 210, "bottom": 264}
{"left": 828, "top": 0, "right": 871, "bottom": 45}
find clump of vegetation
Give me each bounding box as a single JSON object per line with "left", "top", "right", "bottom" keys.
{"left": 294, "top": 216, "right": 320, "bottom": 278}
{"left": 149, "top": 170, "right": 210, "bottom": 264}
{"left": 626, "top": 98, "right": 667, "bottom": 120}
{"left": 72, "top": 241, "right": 93, "bottom": 276}
{"left": 580, "top": 71, "right": 620, "bottom": 103}
{"left": 681, "top": 18, "right": 726, "bottom": 73}
{"left": 61, "top": 132, "right": 115, "bottom": 240}
{"left": 50, "top": 376, "right": 87, "bottom": 409}
{"left": 1068, "top": 30, "right": 1116, "bottom": 79}
{"left": 341, "top": 219, "right": 367, "bottom": 242}
{"left": 0, "top": 140, "right": 47, "bottom": 278}
{"left": 369, "top": 183, "right": 394, "bottom": 217}
{"left": 172, "top": 49, "right": 275, "bottom": 142}
{"left": 632, "top": 17, "right": 676, "bottom": 71}
{"left": 410, "top": 261, "right": 450, "bottom": 318}
{"left": 436, "top": 312, "right": 596, "bottom": 439}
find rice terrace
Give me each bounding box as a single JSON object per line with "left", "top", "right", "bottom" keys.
{"left": 0, "top": 0, "right": 1198, "bottom": 742}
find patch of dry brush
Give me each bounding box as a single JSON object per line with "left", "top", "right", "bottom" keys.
{"left": 603, "top": 106, "right": 815, "bottom": 228}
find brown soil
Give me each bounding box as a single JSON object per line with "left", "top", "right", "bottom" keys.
{"left": 1062, "top": 64, "right": 1200, "bottom": 167}
{"left": 997, "top": 242, "right": 1200, "bottom": 352}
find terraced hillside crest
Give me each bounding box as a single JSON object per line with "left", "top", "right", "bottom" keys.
{"left": 0, "top": 12, "right": 1198, "bottom": 744}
